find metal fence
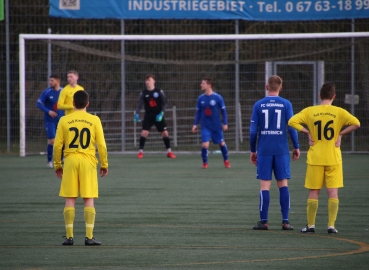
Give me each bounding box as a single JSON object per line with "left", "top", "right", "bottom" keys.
{"left": 1, "top": 0, "right": 369, "bottom": 154}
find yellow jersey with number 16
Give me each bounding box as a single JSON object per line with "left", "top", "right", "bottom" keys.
{"left": 288, "top": 105, "right": 360, "bottom": 166}
{"left": 53, "top": 110, "right": 108, "bottom": 170}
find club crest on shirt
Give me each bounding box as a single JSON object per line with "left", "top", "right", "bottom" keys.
{"left": 210, "top": 100, "right": 216, "bottom": 106}
{"left": 153, "top": 92, "right": 159, "bottom": 98}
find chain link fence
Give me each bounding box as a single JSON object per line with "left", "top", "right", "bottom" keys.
{"left": 1, "top": 0, "right": 369, "bottom": 154}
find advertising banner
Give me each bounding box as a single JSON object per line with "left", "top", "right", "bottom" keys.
{"left": 50, "top": 0, "right": 369, "bottom": 20}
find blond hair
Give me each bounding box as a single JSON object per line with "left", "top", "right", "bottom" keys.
{"left": 67, "top": 70, "right": 79, "bottom": 76}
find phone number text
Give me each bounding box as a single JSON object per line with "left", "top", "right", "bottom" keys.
{"left": 257, "top": 0, "right": 369, "bottom": 13}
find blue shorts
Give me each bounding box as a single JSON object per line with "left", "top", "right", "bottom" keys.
{"left": 201, "top": 128, "right": 224, "bottom": 144}
{"left": 256, "top": 154, "right": 290, "bottom": 180}
{"left": 45, "top": 121, "right": 58, "bottom": 139}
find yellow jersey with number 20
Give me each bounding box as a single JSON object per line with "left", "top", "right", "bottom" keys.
{"left": 54, "top": 110, "right": 108, "bottom": 170}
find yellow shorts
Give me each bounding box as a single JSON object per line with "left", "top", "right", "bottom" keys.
{"left": 59, "top": 154, "right": 98, "bottom": 198}
{"left": 305, "top": 163, "right": 343, "bottom": 189}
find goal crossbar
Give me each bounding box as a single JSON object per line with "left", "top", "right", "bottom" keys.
{"left": 19, "top": 32, "right": 369, "bottom": 41}
{"left": 19, "top": 32, "right": 369, "bottom": 156}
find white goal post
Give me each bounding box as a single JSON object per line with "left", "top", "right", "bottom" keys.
{"left": 19, "top": 32, "right": 369, "bottom": 156}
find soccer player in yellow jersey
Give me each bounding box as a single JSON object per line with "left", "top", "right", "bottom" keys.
{"left": 57, "top": 70, "right": 84, "bottom": 115}
{"left": 54, "top": 90, "right": 108, "bottom": 246}
{"left": 288, "top": 83, "right": 360, "bottom": 234}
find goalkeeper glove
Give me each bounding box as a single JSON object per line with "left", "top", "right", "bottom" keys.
{"left": 134, "top": 113, "right": 141, "bottom": 122}
{"left": 156, "top": 111, "right": 164, "bottom": 122}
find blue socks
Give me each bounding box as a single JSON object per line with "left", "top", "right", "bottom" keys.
{"left": 220, "top": 144, "right": 228, "bottom": 161}
{"left": 258, "top": 187, "right": 290, "bottom": 223}
{"left": 259, "top": 190, "right": 270, "bottom": 223}
{"left": 201, "top": 147, "right": 208, "bottom": 164}
{"left": 47, "top": 144, "right": 53, "bottom": 162}
{"left": 279, "top": 186, "right": 290, "bottom": 222}
{"left": 201, "top": 144, "right": 227, "bottom": 164}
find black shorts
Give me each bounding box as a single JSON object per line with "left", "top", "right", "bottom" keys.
{"left": 142, "top": 114, "right": 167, "bottom": 132}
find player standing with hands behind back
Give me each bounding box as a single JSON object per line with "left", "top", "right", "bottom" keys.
{"left": 134, "top": 74, "right": 176, "bottom": 159}
{"left": 192, "top": 78, "right": 231, "bottom": 169}
{"left": 289, "top": 82, "right": 360, "bottom": 234}
{"left": 54, "top": 90, "right": 108, "bottom": 246}
{"left": 250, "top": 75, "right": 300, "bottom": 230}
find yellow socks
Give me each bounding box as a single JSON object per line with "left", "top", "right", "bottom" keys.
{"left": 63, "top": 207, "right": 75, "bottom": 239}
{"left": 84, "top": 207, "right": 96, "bottom": 239}
{"left": 307, "top": 199, "right": 318, "bottom": 227}
{"left": 328, "top": 198, "right": 339, "bottom": 228}
{"left": 64, "top": 207, "right": 97, "bottom": 239}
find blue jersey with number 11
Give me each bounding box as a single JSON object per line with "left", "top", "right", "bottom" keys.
{"left": 250, "top": 96, "right": 299, "bottom": 156}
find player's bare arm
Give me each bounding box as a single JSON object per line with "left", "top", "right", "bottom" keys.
{"left": 335, "top": 135, "right": 342, "bottom": 147}
{"left": 100, "top": 168, "right": 108, "bottom": 177}
{"left": 55, "top": 168, "right": 63, "bottom": 178}
{"left": 298, "top": 126, "right": 314, "bottom": 146}
{"left": 335, "top": 124, "right": 360, "bottom": 147}
{"left": 339, "top": 124, "right": 361, "bottom": 136}
{"left": 292, "top": 149, "right": 300, "bottom": 161}
{"left": 48, "top": 110, "right": 58, "bottom": 118}
{"left": 250, "top": 152, "right": 257, "bottom": 166}
{"left": 192, "top": 125, "right": 197, "bottom": 133}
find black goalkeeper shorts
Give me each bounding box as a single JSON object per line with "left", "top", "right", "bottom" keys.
{"left": 142, "top": 114, "right": 167, "bottom": 132}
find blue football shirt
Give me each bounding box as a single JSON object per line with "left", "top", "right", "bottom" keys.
{"left": 37, "top": 87, "right": 64, "bottom": 123}
{"left": 194, "top": 92, "right": 227, "bottom": 131}
{"left": 250, "top": 96, "right": 299, "bottom": 156}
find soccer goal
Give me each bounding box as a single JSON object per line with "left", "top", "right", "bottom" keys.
{"left": 19, "top": 32, "right": 369, "bottom": 156}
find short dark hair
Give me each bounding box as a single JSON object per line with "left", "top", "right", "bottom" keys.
{"left": 50, "top": 74, "right": 61, "bottom": 80}
{"left": 203, "top": 78, "right": 214, "bottom": 87}
{"left": 68, "top": 70, "right": 79, "bottom": 76}
{"left": 145, "top": 74, "right": 156, "bottom": 81}
{"left": 73, "top": 90, "right": 89, "bottom": 109}
{"left": 320, "top": 83, "right": 336, "bottom": 100}
{"left": 268, "top": 75, "right": 282, "bottom": 92}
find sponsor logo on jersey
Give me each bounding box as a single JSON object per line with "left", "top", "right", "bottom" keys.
{"left": 205, "top": 106, "right": 212, "bottom": 116}
{"left": 261, "top": 103, "right": 284, "bottom": 107}
{"left": 313, "top": 112, "right": 336, "bottom": 118}
{"left": 149, "top": 98, "right": 157, "bottom": 107}
{"left": 261, "top": 130, "right": 283, "bottom": 135}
